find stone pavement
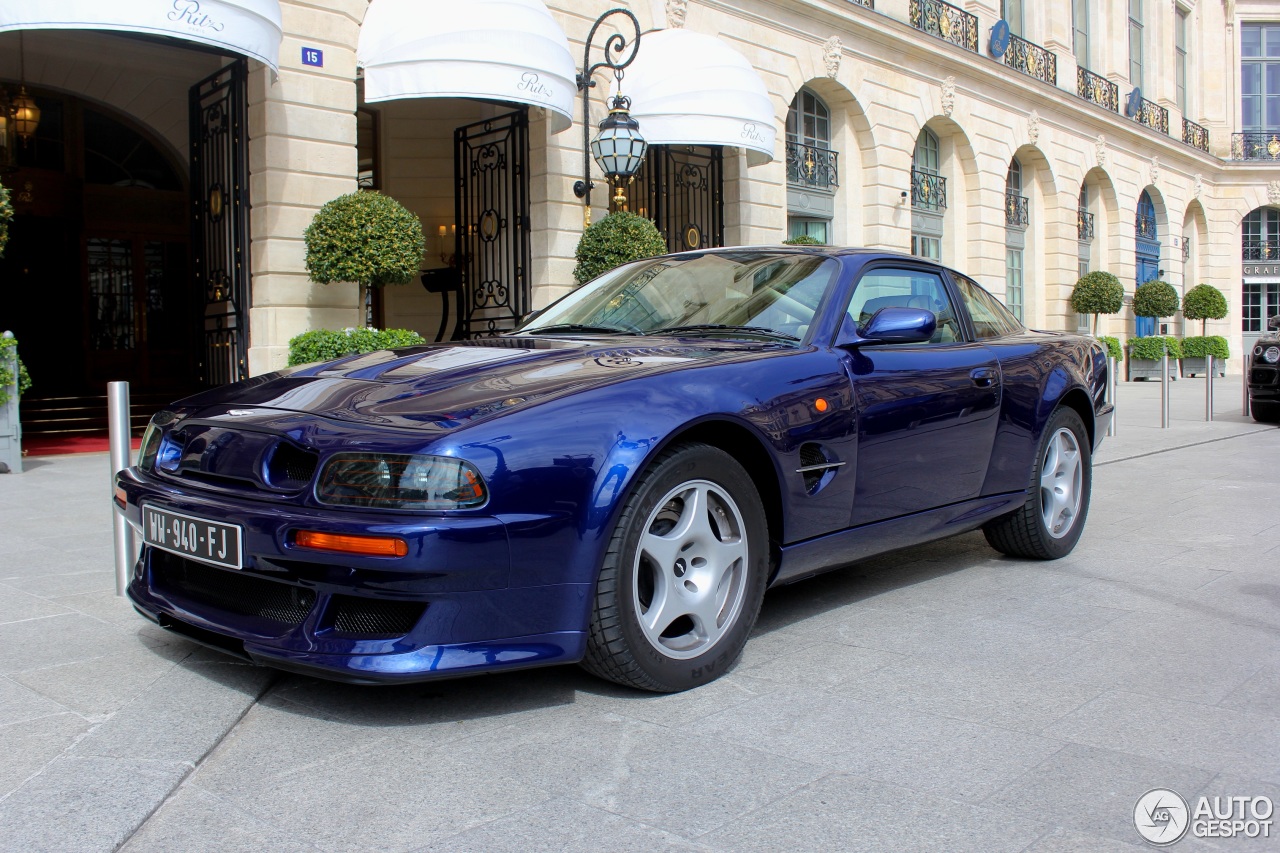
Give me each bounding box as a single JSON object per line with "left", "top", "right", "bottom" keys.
{"left": 0, "top": 375, "right": 1277, "bottom": 852}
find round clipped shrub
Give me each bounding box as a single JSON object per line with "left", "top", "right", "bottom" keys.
{"left": 1181, "top": 283, "right": 1228, "bottom": 336}
{"left": 1070, "top": 271, "right": 1124, "bottom": 316}
{"left": 783, "top": 234, "right": 824, "bottom": 245}
{"left": 0, "top": 178, "right": 12, "bottom": 259}
{"left": 573, "top": 211, "right": 667, "bottom": 284}
{"left": 1132, "top": 279, "right": 1180, "bottom": 319}
{"left": 304, "top": 191, "right": 425, "bottom": 289}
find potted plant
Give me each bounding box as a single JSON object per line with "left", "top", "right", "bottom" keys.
{"left": 574, "top": 211, "right": 667, "bottom": 284}
{"left": 1180, "top": 335, "right": 1229, "bottom": 378}
{"left": 1098, "top": 335, "right": 1123, "bottom": 363}
{"left": 1129, "top": 279, "right": 1180, "bottom": 379}
{"left": 1127, "top": 335, "right": 1182, "bottom": 380}
{"left": 1070, "top": 271, "right": 1124, "bottom": 336}
{"left": 1180, "top": 284, "right": 1229, "bottom": 377}
{"left": 304, "top": 191, "right": 425, "bottom": 326}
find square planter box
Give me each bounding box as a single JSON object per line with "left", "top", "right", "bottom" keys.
{"left": 1128, "top": 358, "right": 1178, "bottom": 381}
{"left": 1180, "top": 356, "right": 1225, "bottom": 378}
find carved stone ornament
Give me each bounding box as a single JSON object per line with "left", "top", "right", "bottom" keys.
{"left": 1095, "top": 134, "right": 1107, "bottom": 167}
{"left": 1194, "top": 173, "right": 1203, "bottom": 198}
{"left": 665, "top": 0, "right": 687, "bottom": 29}
{"left": 1028, "top": 110, "right": 1040, "bottom": 146}
{"left": 1150, "top": 156, "right": 1160, "bottom": 184}
{"left": 941, "top": 76, "right": 956, "bottom": 118}
{"left": 1269, "top": 180, "right": 1280, "bottom": 206}
{"left": 823, "top": 36, "right": 842, "bottom": 78}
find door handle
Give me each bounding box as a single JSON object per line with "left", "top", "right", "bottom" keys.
{"left": 970, "top": 367, "right": 998, "bottom": 388}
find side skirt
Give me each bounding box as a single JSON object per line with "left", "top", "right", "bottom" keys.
{"left": 770, "top": 492, "right": 1027, "bottom": 587}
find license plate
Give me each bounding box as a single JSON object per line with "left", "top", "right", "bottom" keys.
{"left": 142, "top": 505, "right": 243, "bottom": 570}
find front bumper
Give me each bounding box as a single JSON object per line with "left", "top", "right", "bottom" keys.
{"left": 1249, "top": 344, "right": 1280, "bottom": 403}
{"left": 117, "top": 468, "right": 591, "bottom": 683}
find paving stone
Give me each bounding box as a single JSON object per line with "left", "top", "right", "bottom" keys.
{"left": 0, "top": 712, "right": 90, "bottom": 799}
{"left": 12, "top": 645, "right": 191, "bottom": 721}
{"left": 702, "top": 773, "right": 1045, "bottom": 852}
{"left": 0, "top": 612, "right": 164, "bottom": 675}
{"left": 120, "top": 785, "right": 323, "bottom": 853}
{"left": 0, "top": 584, "right": 72, "bottom": 624}
{"left": 0, "top": 674, "right": 69, "bottom": 726}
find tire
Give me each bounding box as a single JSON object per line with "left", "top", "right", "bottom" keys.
{"left": 1251, "top": 400, "right": 1280, "bottom": 423}
{"left": 983, "top": 407, "right": 1091, "bottom": 560}
{"left": 581, "top": 443, "right": 769, "bottom": 692}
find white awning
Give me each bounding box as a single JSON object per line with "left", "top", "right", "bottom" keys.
{"left": 0, "top": 0, "right": 282, "bottom": 72}
{"left": 358, "top": 0, "right": 576, "bottom": 134}
{"left": 613, "top": 29, "right": 776, "bottom": 165}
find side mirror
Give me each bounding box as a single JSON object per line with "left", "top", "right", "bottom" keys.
{"left": 1268, "top": 314, "right": 1280, "bottom": 332}
{"left": 838, "top": 307, "right": 937, "bottom": 346}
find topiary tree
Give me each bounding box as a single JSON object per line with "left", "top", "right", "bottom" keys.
{"left": 573, "top": 211, "right": 667, "bottom": 285}
{"left": 1132, "top": 279, "right": 1180, "bottom": 327}
{"left": 783, "top": 234, "right": 823, "bottom": 246}
{"left": 1069, "top": 271, "right": 1124, "bottom": 335}
{"left": 1181, "top": 283, "right": 1228, "bottom": 337}
{"left": 304, "top": 191, "right": 425, "bottom": 325}
{"left": 0, "top": 178, "right": 12, "bottom": 259}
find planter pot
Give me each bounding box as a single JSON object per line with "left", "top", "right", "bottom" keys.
{"left": 1128, "top": 358, "right": 1178, "bottom": 381}
{"left": 1180, "top": 356, "right": 1225, "bottom": 378}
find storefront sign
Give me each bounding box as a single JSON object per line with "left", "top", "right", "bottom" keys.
{"left": 1244, "top": 264, "right": 1280, "bottom": 276}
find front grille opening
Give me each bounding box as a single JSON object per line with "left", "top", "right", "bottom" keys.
{"left": 799, "top": 442, "right": 828, "bottom": 492}
{"left": 265, "top": 442, "right": 319, "bottom": 491}
{"left": 328, "top": 595, "right": 426, "bottom": 638}
{"left": 151, "top": 550, "right": 316, "bottom": 626}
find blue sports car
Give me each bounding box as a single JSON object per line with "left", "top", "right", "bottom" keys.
{"left": 116, "top": 247, "right": 1112, "bottom": 692}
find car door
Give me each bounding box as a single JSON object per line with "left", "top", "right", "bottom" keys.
{"left": 843, "top": 264, "right": 1002, "bottom": 527}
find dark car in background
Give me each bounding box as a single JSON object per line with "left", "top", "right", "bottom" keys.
{"left": 1247, "top": 315, "right": 1280, "bottom": 422}
{"left": 116, "top": 247, "right": 1112, "bottom": 692}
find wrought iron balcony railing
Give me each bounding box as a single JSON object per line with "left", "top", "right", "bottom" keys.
{"left": 1244, "top": 239, "right": 1280, "bottom": 261}
{"left": 1077, "top": 208, "right": 1095, "bottom": 241}
{"left": 911, "top": 169, "right": 947, "bottom": 210}
{"left": 1131, "top": 96, "right": 1169, "bottom": 135}
{"left": 1182, "top": 118, "right": 1209, "bottom": 153}
{"left": 848, "top": 0, "right": 873, "bottom": 7}
{"left": 1005, "top": 192, "right": 1029, "bottom": 228}
{"left": 786, "top": 140, "right": 839, "bottom": 190}
{"left": 909, "top": 0, "right": 978, "bottom": 54}
{"left": 1232, "top": 132, "right": 1280, "bottom": 161}
{"left": 1076, "top": 66, "right": 1119, "bottom": 113}
{"left": 1136, "top": 213, "right": 1157, "bottom": 240}
{"left": 1004, "top": 34, "right": 1057, "bottom": 86}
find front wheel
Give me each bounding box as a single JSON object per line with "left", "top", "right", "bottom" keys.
{"left": 984, "top": 407, "right": 1092, "bottom": 560}
{"left": 1251, "top": 400, "right": 1280, "bottom": 423}
{"left": 581, "top": 443, "right": 769, "bottom": 692}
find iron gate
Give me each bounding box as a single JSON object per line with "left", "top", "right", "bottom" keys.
{"left": 619, "top": 145, "right": 724, "bottom": 253}
{"left": 455, "top": 109, "right": 531, "bottom": 338}
{"left": 190, "top": 60, "right": 249, "bottom": 386}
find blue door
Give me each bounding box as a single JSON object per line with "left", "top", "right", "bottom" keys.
{"left": 1135, "top": 191, "right": 1160, "bottom": 337}
{"left": 1135, "top": 258, "right": 1159, "bottom": 337}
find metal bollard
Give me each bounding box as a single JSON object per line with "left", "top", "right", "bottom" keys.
{"left": 1107, "top": 356, "right": 1117, "bottom": 437}
{"left": 108, "top": 381, "right": 135, "bottom": 596}
{"left": 1161, "top": 349, "right": 1170, "bottom": 429}
{"left": 1205, "top": 354, "right": 1215, "bottom": 422}
{"left": 1244, "top": 358, "right": 1252, "bottom": 417}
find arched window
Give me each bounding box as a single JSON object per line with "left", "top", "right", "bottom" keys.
{"left": 1136, "top": 191, "right": 1157, "bottom": 240}
{"left": 910, "top": 128, "right": 943, "bottom": 259}
{"left": 1004, "top": 158, "right": 1027, "bottom": 321}
{"left": 786, "top": 89, "right": 830, "bottom": 149}
{"left": 1134, "top": 190, "right": 1160, "bottom": 336}
{"left": 1243, "top": 208, "right": 1280, "bottom": 261}
{"left": 1242, "top": 208, "right": 1280, "bottom": 335}
{"left": 785, "top": 88, "right": 836, "bottom": 243}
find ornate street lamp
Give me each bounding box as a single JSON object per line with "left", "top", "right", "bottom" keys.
{"left": 573, "top": 9, "right": 645, "bottom": 226}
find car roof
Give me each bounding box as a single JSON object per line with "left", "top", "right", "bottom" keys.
{"left": 659, "top": 245, "right": 964, "bottom": 276}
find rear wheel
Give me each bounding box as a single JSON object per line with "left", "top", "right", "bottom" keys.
{"left": 1251, "top": 400, "right": 1280, "bottom": 423}
{"left": 984, "top": 407, "right": 1091, "bottom": 560}
{"left": 581, "top": 443, "right": 769, "bottom": 692}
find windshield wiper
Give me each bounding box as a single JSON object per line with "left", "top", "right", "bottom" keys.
{"left": 520, "top": 323, "right": 639, "bottom": 336}
{"left": 648, "top": 324, "right": 800, "bottom": 341}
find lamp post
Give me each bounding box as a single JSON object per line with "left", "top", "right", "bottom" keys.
{"left": 573, "top": 8, "right": 645, "bottom": 228}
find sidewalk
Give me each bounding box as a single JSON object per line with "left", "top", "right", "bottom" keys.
{"left": 0, "top": 378, "right": 1276, "bottom": 852}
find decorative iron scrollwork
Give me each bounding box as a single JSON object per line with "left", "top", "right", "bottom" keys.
{"left": 1133, "top": 96, "right": 1169, "bottom": 135}
{"left": 1077, "top": 209, "right": 1095, "bottom": 242}
{"left": 1005, "top": 192, "right": 1029, "bottom": 228}
{"left": 1231, "top": 132, "right": 1280, "bottom": 160}
{"left": 1076, "top": 66, "right": 1119, "bottom": 113}
{"left": 1182, "top": 119, "right": 1210, "bottom": 153}
{"left": 1243, "top": 239, "right": 1280, "bottom": 261}
{"left": 1136, "top": 213, "right": 1157, "bottom": 240}
{"left": 911, "top": 169, "right": 947, "bottom": 210}
{"left": 786, "top": 141, "right": 839, "bottom": 190}
{"left": 909, "top": 0, "right": 978, "bottom": 54}
{"left": 1004, "top": 33, "right": 1057, "bottom": 86}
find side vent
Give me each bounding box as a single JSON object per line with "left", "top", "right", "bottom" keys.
{"left": 798, "top": 443, "right": 828, "bottom": 492}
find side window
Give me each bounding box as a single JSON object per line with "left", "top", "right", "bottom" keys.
{"left": 847, "top": 268, "right": 959, "bottom": 343}
{"left": 953, "top": 274, "right": 1024, "bottom": 339}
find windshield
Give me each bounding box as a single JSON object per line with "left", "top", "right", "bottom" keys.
{"left": 518, "top": 252, "right": 840, "bottom": 341}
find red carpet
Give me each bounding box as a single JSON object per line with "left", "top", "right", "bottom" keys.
{"left": 23, "top": 433, "right": 143, "bottom": 457}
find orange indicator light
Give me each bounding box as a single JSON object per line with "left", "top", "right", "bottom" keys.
{"left": 814, "top": 398, "right": 829, "bottom": 413}
{"left": 113, "top": 486, "right": 127, "bottom": 508}
{"left": 294, "top": 530, "right": 408, "bottom": 558}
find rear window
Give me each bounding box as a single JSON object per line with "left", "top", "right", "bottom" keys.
{"left": 953, "top": 274, "right": 1024, "bottom": 339}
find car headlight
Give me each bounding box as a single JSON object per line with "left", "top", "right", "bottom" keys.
{"left": 137, "top": 410, "right": 183, "bottom": 471}
{"left": 316, "top": 453, "right": 488, "bottom": 511}
{"left": 1267, "top": 347, "right": 1280, "bottom": 364}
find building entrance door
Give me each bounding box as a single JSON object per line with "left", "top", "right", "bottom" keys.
{"left": 1135, "top": 257, "right": 1160, "bottom": 337}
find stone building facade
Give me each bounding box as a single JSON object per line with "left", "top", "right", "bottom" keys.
{"left": 0, "top": 0, "right": 1276, "bottom": 397}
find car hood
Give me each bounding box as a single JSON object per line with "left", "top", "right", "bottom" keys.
{"left": 180, "top": 337, "right": 785, "bottom": 432}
